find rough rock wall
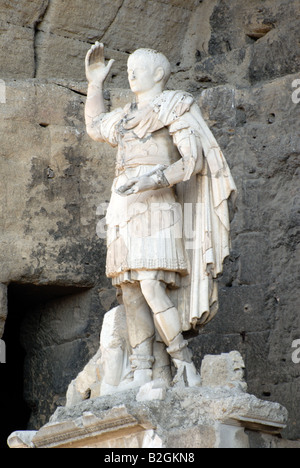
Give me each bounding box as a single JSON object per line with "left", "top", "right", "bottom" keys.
{"left": 0, "top": 0, "right": 299, "bottom": 441}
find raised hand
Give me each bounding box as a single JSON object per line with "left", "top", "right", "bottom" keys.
{"left": 85, "top": 42, "right": 115, "bottom": 85}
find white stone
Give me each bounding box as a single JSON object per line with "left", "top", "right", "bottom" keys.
{"left": 9, "top": 382, "right": 288, "bottom": 448}
{"left": 84, "top": 43, "right": 237, "bottom": 393}
{"left": 66, "top": 348, "right": 102, "bottom": 407}
{"left": 7, "top": 431, "right": 37, "bottom": 449}
{"left": 201, "top": 351, "right": 247, "bottom": 392}
{"left": 136, "top": 379, "right": 167, "bottom": 402}
{"left": 141, "top": 430, "right": 164, "bottom": 448}
{"left": 66, "top": 305, "right": 131, "bottom": 406}
{"left": 99, "top": 305, "right": 131, "bottom": 389}
{"left": 217, "top": 423, "right": 250, "bottom": 449}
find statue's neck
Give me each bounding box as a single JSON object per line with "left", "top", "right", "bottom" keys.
{"left": 134, "top": 87, "right": 164, "bottom": 109}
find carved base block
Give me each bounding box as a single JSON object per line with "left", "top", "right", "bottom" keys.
{"left": 8, "top": 385, "right": 288, "bottom": 449}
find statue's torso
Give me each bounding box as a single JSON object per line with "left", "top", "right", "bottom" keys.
{"left": 115, "top": 106, "right": 181, "bottom": 175}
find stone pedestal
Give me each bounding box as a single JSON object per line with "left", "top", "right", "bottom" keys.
{"left": 7, "top": 352, "right": 289, "bottom": 449}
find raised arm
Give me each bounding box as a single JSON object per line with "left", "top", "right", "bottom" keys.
{"left": 85, "top": 42, "right": 114, "bottom": 140}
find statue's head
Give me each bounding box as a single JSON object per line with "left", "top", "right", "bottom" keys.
{"left": 127, "top": 49, "right": 171, "bottom": 94}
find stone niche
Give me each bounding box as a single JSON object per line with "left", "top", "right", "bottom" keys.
{"left": 0, "top": 282, "right": 109, "bottom": 448}
{"left": 8, "top": 351, "right": 292, "bottom": 449}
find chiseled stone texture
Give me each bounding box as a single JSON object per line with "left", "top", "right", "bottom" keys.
{"left": 7, "top": 351, "right": 291, "bottom": 448}
{"left": 191, "top": 74, "right": 300, "bottom": 441}
{"left": 0, "top": 79, "right": 115, "bottom": 286}
{"left": 8, "top": 382, "right": 288, "bottom": 448}
{"left": 0, "top": 0, "right": 299, "bottom": 442}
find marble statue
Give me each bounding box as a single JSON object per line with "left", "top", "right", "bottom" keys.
{"left": 85, "top": 43, "right": 237, "bottom": 390}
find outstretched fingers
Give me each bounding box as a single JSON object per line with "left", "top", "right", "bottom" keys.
{"left": 85, "top": 47, "right": 93, "bottom": 69}
{"left": 85, "top": 42, "right": 115, "bottom": 83}
{"left": 106, "top": 58, "right": 115, "bottom": 73}
{"left": 89, "top": 42, "right": 104, "bottom": 66}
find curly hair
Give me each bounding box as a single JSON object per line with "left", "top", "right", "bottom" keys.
{"left": 128, "top": 49, "right": 171, "bottom": 86}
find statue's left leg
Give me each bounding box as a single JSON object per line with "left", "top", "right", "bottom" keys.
{"left": 140, "top": 279, "right": 201, "bottom": 387}
{"left": 121, "top": 282, "right": 155, "bottom": 386}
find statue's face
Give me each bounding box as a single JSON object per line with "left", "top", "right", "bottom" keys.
{"left": 127, "top": 55, "right": 156, "bottom": 94}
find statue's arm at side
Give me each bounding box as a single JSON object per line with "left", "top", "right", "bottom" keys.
{"left": 164, "top": 109, "right": 204, "bottom": 186}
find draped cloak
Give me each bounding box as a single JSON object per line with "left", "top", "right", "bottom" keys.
{"left": 93, "top": 90, "right": 237, "bottom": 332}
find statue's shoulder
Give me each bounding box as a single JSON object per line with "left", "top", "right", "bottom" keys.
{"left": 153, "top": 90, "right": 194, "bottom": 107}
{"left": 152, "top": 90, "right": 195, "bottom": 124}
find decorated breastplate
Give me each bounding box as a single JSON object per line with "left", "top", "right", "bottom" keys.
{"left": 115, "top": 103, "right": 180, "bottom": 174}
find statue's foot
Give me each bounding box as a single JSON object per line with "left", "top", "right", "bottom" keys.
{"left": 136, "top": 378, "right": 167, "bottom": 401}
{"left": 101, "top": 369, "right": 152, "bottom": 396}
{"left": 132, "top": 369, "right": 153, "bottom": 387}
{"left": 172, "top": 359, "right": 201, "bottom": 388}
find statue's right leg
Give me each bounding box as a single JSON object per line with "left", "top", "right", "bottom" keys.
{"left": 121, "top": 282, "right": 155, "bottom": 386}
{"left": 140, "top": 279, "right": 201, "bottom": 387}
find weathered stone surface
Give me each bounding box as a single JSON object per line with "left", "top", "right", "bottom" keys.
{"left": 0, "top": 0, "right": 299, "bottom": 446}
{"left": 8, "top": 379, "right": 288, "bottom": 448}
{"left": 37, "top": 0, "right": 124, "bottom": 41}
{"left": 17, "top": 285, "right": 111, "bottom": 429}
{"left": 201, "top": 352, "right": 247, "bottom": 391}
{"left": 0, "top": 79, "right": 115, "bottom": 286}
{"left": 193, "top": 72, "right": 300, "bottom": 439}
{"left": 191, "top": 0, "right": 300, "bottom": 88}
{"left": 0, "top": 79, "right": 118, "bottom": 438}
{"left": 0, "top": 23, "right": 35, "bottom": 79}
{"left": 248, "top": 432, "right": 300, "bottom": 449}
{"left": 6, "top": 430, "right": 36, "bottom": 449}
{"left": 0, "top": 0, "right": 49, "bottom": 27}
{"left": 65, "top": 305, "right": 131, "bottom": 407}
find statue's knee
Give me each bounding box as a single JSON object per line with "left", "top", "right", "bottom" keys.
{"left": 120, "top": 285, "right": 131, "bottom": 304}
{"left": 140, "top": 279, "right": 162, "bottom": 302}
{"left": 121, "top": 283, "right": 141, "bottom": 306}
{"left": 140, "top": 279, "right": 173, "bottom": 313}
